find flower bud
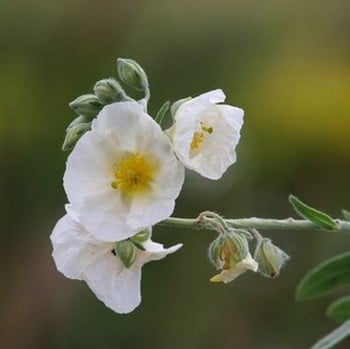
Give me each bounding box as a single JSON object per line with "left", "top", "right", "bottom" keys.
{"left": 69, "top": 94, "right": 103, "bottom": 119}
{"left": 115, "top": 240, "right": 137, "bottom": 269}
{"left": 254, "top": 238, "right": 289, "bottom": 278}
{"left": 62, "top": 122, "right": 91, "bottom": 151}
{"left": 117, "top": 58, "right": 149, "bottom": 91}
{"left": 66, "top": 115, "right": 91, "bottom": 131}
{"left": 93, "top": 78, "right": 129, "bottom": 104}
{"left": 208, "top": 230, "right": 249, "bottom": 270}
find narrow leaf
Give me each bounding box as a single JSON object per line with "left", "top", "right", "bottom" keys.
{"left": 154, "top": 101, "right": 170, "bottom": 125}
{"left": 342, "top": 209, "right": 350, "bottom": 222}
{"left": 296, "top": 252, "right": 350, "bottom": 300}
{"left": 327, "top": 296, "right": 350, "bottom": 322}
{"left": 289, "top": 194, "right": 337, "bottom": 230}
{"left": 310, "top": 320, "right": 350, "bottom": 349}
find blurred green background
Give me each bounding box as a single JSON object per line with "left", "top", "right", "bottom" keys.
{"left": 1, "top": 0, "right": 350, "bottom": 348}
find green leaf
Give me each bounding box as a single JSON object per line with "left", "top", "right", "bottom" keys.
{"left": 310, "top": 320, "right": 350, "bottom": 349}
{"left": 327, "top": 296, "right": 350, "bottom": 322}
{"left": 342, "top": 209, "right": 350, "bottom": 221}
{"left": 296, "top": 252, "right": 350, "bottom": 300}
{"left": 289, "top": 194, "right": 337, "bottom": 230}
{"left": 115, "top": 240, "right": 137, "bottom": 268}
{"left": 154, "top": 101, "right": 170, "bottom": 125}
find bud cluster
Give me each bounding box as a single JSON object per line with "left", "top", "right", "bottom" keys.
{"left": 63, "top": 58, "right": 149, "bottom": 151}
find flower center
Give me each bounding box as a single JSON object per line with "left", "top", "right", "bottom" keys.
{"left": 111, "top": 153, "right": 154, "bottom": 195}
{"left": 190, "top": 122, "right": 213, "bottom": 151}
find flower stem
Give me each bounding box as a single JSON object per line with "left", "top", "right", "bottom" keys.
{"left": 158, "top": 216, "right": 350, "bottom": 233}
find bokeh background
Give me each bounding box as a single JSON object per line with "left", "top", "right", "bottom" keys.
{"left": 1, "top": 0, "right": 350, "bottom": 348}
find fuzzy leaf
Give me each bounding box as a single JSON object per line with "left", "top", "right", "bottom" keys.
{"left": 296, "top": 252, "right": 350, "bottom": 300}
{"left": 310, "top": 320, "right": 350, "bottom": 349}
{"left": 289, "top": 195, "right": 337, "bottom": 230}
{"left": 327, "top": 296, "right": 350, "bottom": 322}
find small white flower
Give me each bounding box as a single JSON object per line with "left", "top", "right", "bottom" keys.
{"left": 64, "top": 101, "right": 185, "bottom": 241}
{"left": 210, "top": 253, "right": 258, "bottom": 284}
{"left": 168, "top": 89, "right": 244, "bottom": 180}
{"left": 50, "top": 214, "right": 182, "bottom": 314}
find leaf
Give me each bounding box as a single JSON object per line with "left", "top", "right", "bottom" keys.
{"left": 310, "top": 320, "right": 350, "bottom": 349}
{"left": 154, "top": 100, "right": 170, "bottom": 125}
{"left": 327, "top": 296, "right": 350, "bottom": 322}
{"left": 342, "top": 209, "right": 350, "bottom": 222}
{"left": 289, "top": 194, "right": 337, "bottom": 230}
{"left": 296, "top": 252, "right": 350, "bottom": 300}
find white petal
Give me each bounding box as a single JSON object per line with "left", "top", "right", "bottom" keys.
{"left": 92, "top": 102, "right": 149, "bottom": 151}
{"left": 176, "top": 89, "right": 226, "bottom": 118}
{"left": 142, "top": 240, "right": 183, "bottom": 263}
{"left": 211, "top": 253, "right": 258, "bottom": 284}
{"left": 50, "top": 215, "right": 112, "bottom": 280}
{"left": 64, "top": 130, "right": 119, "bottom": 204}
{"left": 239, "top": 253, "right": 259, "bottom": 273}
{"left": 83, "top": 252, "right": 142, "bottom": 314}
{"left": 79, "top": 189, "right": 134, "bottom": 241}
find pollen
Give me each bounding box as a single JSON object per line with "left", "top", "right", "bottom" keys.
{"left": 111, "top": 153, "right": 154, "bottom": 195}
{"left": 190, "top": 122, "right": 214, "bottom": 151}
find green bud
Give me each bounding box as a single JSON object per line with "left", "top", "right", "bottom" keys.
{"left": 115, "top": 240, "right": 137, "bottom": 268}
{"left": 117, "top": 58, "right": 149, "bottom": 91}
{"left": 66, "top": 115, "right": 91, "bottom": 131}
{"left": 62, "top": 122, "right": 91, "bottom": 151}
{"left": 208, "top": 231, "right": 249, "bottom": 269}
{"left": 69, "top": 94, "right": 103, "bottom": 119}
{"left": 131, "top": 228, "right": 152, "bottom": 250}
{"left": 93, "top": 78, "right": 129, "bottom": 104}
{"left": 208, "top": 234, "right": 226, "bottom": 268}
{"left": 254, "top": 238, "right": 289, "bottom": 278}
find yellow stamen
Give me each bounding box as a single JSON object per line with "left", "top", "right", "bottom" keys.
{"left": 111, "top": 153, "right": 154, "bottom": 195}
{"left": 190, "top": 131, "right": 204, "bottom": 150}
{"left": 190, "top": 122, "right": 214, "bottom": 151}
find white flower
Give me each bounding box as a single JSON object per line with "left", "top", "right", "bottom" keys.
{"left": 168, "top": 89, "right": 244, "bottom": 180}
{"left": 64, "top": 101, "right": 185, "bottom": 241}
{"left": 50, "top": 214, "right": 182, "bottom": 314}
{"left": 210, "top": 253, "right": 258, "bottom": 284}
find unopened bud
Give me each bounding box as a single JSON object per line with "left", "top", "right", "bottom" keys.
{"left": 208, "top": 230, "right": 249, "bottom": 270}
{"left": 69, "top": 94, "right": 103, "bottom": 119}
{"left": 254, "top": 238, "right": 289, "bottom": 278}
{"left": 115, "top": 240, "right": 137, "bottom": 269}
{"left": 62, "top": 122, "right": 91, "bottom": 151}
{"left": 66, "top": 115, "right": 91, "bottom": 131}
{"left": 117, "top": 58, "right": 149, "bottom": 91}
{"left": 93, "top": 78, "right": 129, "bottom": 104}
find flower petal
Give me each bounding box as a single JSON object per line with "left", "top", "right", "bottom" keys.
{"left": 83, "top": 252, "right": 142, "bottom": 314}
{"left": 79, "top": 189, "right": 133, "bottom": 241}
{"left": 50, "top": 215, "right": 112, "bottom": 280}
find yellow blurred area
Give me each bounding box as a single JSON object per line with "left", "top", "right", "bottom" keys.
{"left": 252, "top": 54, "right": 350, "bottom": 154}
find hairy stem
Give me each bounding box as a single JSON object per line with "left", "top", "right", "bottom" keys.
{"left": 158, "top": 217, "right": 350, "bottom": 233}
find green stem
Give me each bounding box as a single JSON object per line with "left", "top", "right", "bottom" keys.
{"left": 158, "top": 217, "right": 350, "bottom": 233}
